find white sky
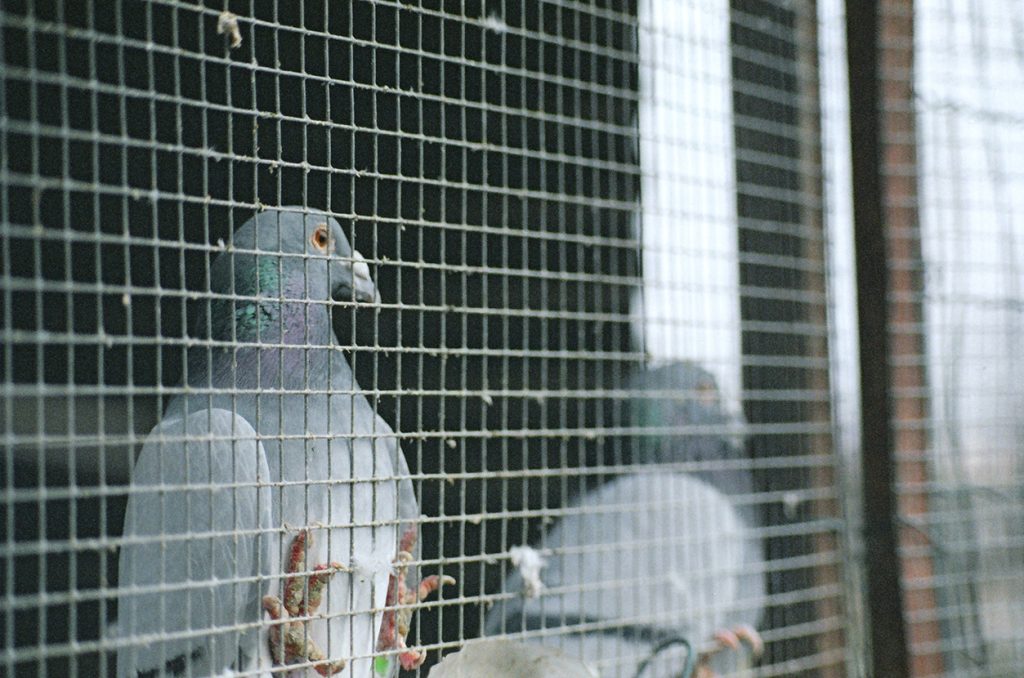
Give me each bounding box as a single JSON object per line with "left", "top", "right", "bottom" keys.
{"left": 634, "top": 0, "right": 742, "bottom": 407}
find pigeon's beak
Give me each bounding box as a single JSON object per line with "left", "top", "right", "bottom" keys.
{"left": 332, "top": 250, "right": 381, "bottom": 304}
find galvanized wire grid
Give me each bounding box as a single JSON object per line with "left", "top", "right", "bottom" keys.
{"left": 883, "top": 0, "right": 1024, "bottom": 675}
{"left": 0, "top": 1, "right": 856, "bottom": 677}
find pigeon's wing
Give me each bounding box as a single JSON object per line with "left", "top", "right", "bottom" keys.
{"left": 387, "top": 426, "right": 420, "bottom": 533}
{"left": 430, "top": 640, "right": 598, "bottom": 678}
{"left": 342, "top": 424, "right": 415, "bottom": 678}
{"left": 730, "top": 500, "right": 766, "bottom": 628}
{"left": 117, "top": 408, "right": 274, "bottom": 678}
{"left": 363, "top": 412, "right": 410, "bottom": 672}
{"left": 311, "top": 375, "right": 403, "bottom": 677}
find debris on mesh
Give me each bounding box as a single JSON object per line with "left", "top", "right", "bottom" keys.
{"left": 481, "top": 13, "right": 509, "bottom": 34}
{"left": 509, "top": 545, "right": 545, "bottom": 599}
{"left": 217, "top": 11, "right": 242, "bottom": 48}
{"left": 429, "top": 640, "right": 597, "bottom": 678}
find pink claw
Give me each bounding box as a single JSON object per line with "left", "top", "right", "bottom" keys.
{"left": 375, "top": 526, "right": 456, "bottom": 670}
{"left": 398, "top": 647, "right": 427, "bottom": 671}
{"left": 417, "top": 574, "right": 457, "bottom": 601}
{"left": 712, "top": 628, "right": 741, "bottom": 652}
{"left": 264, "top": 530, "right": 349, "bottom": 675}
{"left": 282, "top": 529, "right": 312, "bottom": 614}
{"left": 306, "top": 561, "right": 349, "bottom": 615}
{"left": 732, "top": 623, "right": 764, "bottom": 658}
{"left": 696, "top": 625, "right": 764, "bottom": 677}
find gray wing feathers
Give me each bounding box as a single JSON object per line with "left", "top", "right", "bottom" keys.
{"left": 118, "top": 409, "right": 274, "bottom": 678}
{"left": 389, "top": 432, "right": 419, "bottom": 527}
{"left": 487, "top": 473, "right": 764, "bottom": 664}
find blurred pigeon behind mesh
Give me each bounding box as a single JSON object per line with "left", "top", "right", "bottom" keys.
{"left": 629, "top": 362, "right": 752, "bottom": 509}
{"left": 486, "top": 362, "right": 764, "bottom": 677}
{"left": 429, "top": 639, "right": 598, "bottom": 678}
{"left": 117, "top": 209, "right": 435, "bottom": 677}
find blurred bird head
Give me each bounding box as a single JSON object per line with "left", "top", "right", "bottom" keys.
{"left": 627, "top": 361, "right": 745, "bottom": 465}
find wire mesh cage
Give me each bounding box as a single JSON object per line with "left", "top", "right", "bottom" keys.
{"left": 873, "top": 0, "right": 1024, "bottom": 675}
{"left": 11, "top": 0, "right": 1023, "bottom": 677}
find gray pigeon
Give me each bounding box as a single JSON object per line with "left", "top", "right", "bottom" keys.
{"left": 117, "top": 209, "right": 420, "bottom": 677}
{"left": 486, "top": 363, "right": 764, "bottom": 678}
{"left": 429, "top": 639, "right": 598, "bottom": 678}
{"left": 628, "top": 362, "right": 752, "bottom": 509}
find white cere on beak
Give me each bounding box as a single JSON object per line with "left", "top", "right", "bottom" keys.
{"left": 352, "top": 249, "right": 373, "bottom": 284}
{"left": 349, "top": 249, "right": 381, "bottom": 304}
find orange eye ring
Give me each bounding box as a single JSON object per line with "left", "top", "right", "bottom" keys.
{"left": 311, "top": 224, "right": 330, "bottom": 252}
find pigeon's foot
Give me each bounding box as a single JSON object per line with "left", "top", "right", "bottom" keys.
{"left": 376, "top": 525, "right": 456, "bottom": 671}
{"left": 265, "top": 529, "right": 350, "bottom": 676}
{"left": 731, "top": 624, "right": 764, "bottom": 658}
{"left": 694, "top": 625, "right": 763, "bottom": 677}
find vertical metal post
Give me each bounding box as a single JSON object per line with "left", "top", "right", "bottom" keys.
{"left": 846, "top": 1, "right": 911, "bottom": 676}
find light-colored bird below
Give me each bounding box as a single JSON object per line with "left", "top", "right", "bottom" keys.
{"left": 429, "top": 640, "right": 598, "bottom": 678}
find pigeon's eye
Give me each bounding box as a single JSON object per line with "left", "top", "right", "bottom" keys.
{"left": 697, "top": 381, "right": 718, "bottom": 406}
{"left": 311, "top": 224, "right": 330, "bottom": 252}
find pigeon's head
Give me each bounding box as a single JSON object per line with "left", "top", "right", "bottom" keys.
{"left": 232, "top": 209, "right": 380, "bottom": 306}
{"left": 200, "top": 209, "right": 380, "bottom": 344}
{"left": 628, "top": 361, "right": 744, "bottom": 464}
{"left": 315, "top": 218, "right": 382, "bottom": 306}
{"left": 631, "top": 361, "right": 725, "bottom": 420}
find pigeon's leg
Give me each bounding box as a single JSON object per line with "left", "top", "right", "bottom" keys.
{"left": 282, "top": 528, "right": 312, "bottom": 615}
{"left": 393, "top": 571, "right": 456, "bottom": 671}
{"left": 694, "top": 625, "right": 764, "bottom": 677}
{"left": 263, "top": 599, "right": 309, "bottom": 670}
{"left": 376, "top": 525, "right": 456, "bottom": 671}
{"left": 264, "top": 529, "right": 348, "bottom": 676}
{"left": 305, "top": 561, "right": 350, "bottom": 615}
{"left": 262, "top": 595, "right": 297, "bottom": 666}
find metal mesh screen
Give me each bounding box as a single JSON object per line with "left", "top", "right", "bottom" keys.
{"left": 0, "top": 1, "right": 860, "bottom": 676}
{"left": 877, "top": 0, "right": 1024, "bottom": 675}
